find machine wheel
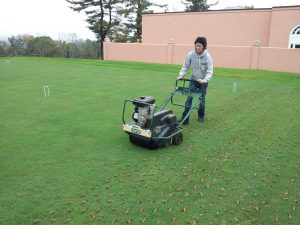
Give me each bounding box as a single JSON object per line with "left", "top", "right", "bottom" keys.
{"left": 173, "top": 133, "right": 183, "bottom": 145}
{"left": 164, "top": 138, "right": 172, "bottom": 148}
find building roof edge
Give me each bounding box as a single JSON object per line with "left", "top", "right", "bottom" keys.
{"left": 143, "top": 5, "right": 300, "bottom": 15}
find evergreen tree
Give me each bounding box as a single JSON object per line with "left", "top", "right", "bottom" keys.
{"left": 66, "top": 0, "right": 122, "bottom": 59}
{"left": 182, "top": 0, "right": 218, "bottom": 12}
{"left": 117, "top": 0, "right": 166, "bottom": 42}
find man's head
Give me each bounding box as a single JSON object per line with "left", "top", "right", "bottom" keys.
{"left": 194, "top": 36, "right": 207, "bottom": 54}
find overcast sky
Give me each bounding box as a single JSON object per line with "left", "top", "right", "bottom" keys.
{"left": 0, "top": 0, "right": 299, "bottom": 41}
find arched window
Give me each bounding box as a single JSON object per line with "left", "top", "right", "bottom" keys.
{"left": 289, "top": 25, "right": 300, "bottom": 48}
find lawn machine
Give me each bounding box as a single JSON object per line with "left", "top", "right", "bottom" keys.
{"left": 122, "top": 79, "right": 203, "bottom": 149}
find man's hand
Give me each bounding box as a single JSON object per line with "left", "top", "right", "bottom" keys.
{"left": 177, "top": 75, "right": 184, "bottom": 80}
{"left": 197, "top": 79, "right": 207, "bottom": 84}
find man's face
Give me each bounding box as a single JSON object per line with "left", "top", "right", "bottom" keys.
{"left": 195, "top": 43, "right": 204, "bottom": 54}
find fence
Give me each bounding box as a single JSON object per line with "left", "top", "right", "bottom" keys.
{"left": 103, "top": 41, "right": 300, "bottom": 74}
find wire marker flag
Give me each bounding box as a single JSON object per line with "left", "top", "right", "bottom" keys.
{"left": 43, "top": 85, "right": 50, "bottom": 97}
{"left": 233, "top": 82, "right": 237, "bottom": 93}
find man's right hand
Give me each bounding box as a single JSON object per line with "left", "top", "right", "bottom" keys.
{"left": 177, "top": 75, "right": 183, "bottom": 80}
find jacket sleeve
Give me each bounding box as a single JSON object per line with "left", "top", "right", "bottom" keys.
{"left": 179, "top": 54, "right": 191, "bottom": 77}
{"left": 203, "top": 54, "right": 213, "bottom": 83}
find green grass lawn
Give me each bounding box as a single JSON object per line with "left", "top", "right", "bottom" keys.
{"left": 0, "top": 57, "right": 299, "bottom": 225}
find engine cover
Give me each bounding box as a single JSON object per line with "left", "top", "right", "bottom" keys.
{"left": 133, "top": 96, "right": 155, "bottom": 107}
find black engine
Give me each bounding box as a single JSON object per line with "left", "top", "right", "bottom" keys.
{"left": 129, "top": 96, "right": 178, "bottom": 148}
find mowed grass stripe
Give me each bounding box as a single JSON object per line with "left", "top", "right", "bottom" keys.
{"left": 0, "top": 57, "right": 299, "bottom": 225}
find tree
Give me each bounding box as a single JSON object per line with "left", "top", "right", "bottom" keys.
{"left": 7, "top": 35, "right": 34, "bottom": 56}
{"left": 28, "top": 36, "right": 60, "bottom": 57}
{"left": 57, "top": 33, "right": 83, "bottom": 58}
{"left": 118, "top": 0, "right": 166, "bottom": 42}
{"left": 7, "top": 36, "right": 17, "bottom": 56}
{"left": 80, "top": 39, "right": 99, "bottom": 58}
{"left": 182, "top": 0, "right": 218, "bottom": 12}
{"left": 66, "top": 0, "right": 122, "bottom": 59}
{"left": 4, "top": 32, "right": 100, "bottom": 59}
{"left": 0, "top": 41, "right": 9, "bottom": 56}
{"left": 108, "top": 24, "right": 131, "bottom": 42}
{"left": 22, "top": 35, "right": 35, "bottom": 55}
{"left": 8, "top": 36, "right": 25, "bottom": 56}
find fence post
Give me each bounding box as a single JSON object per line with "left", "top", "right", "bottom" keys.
{"left": 167, "top": 38, "right": 174, "bottom": 64}
{"left": 250, "top": 39, "right": 261, "bottom": 70}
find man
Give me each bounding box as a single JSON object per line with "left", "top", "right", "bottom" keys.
{"left": 177, "top": 36, "right": 213, "bottom": 124}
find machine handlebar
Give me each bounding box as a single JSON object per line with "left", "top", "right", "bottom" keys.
{"left": 175, "top": 78, "right": 193, "bottom": 87}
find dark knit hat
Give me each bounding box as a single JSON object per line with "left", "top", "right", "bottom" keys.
{"left": 194, "top": 36, "right": 207, "bottom": 49}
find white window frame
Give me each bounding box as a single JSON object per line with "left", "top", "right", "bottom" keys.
{"left": 289, "top": 25, "right": 300, "bottom": 48}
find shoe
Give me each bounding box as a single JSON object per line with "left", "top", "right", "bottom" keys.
{"left": 198, "top": 117, "right": 205, "bottom": 122}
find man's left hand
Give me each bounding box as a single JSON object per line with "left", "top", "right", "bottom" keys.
{"left": 197, "top": 79, "right": 203, "bottom": 83}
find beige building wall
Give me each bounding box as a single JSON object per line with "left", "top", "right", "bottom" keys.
{"left": 268, "top": 6, "right": 300, "bottom": 47}
{"left": 104, "top": 43, "right": 168, "bottom": 64}
{"left": 104, "top": 6, "right": 300, "bottom": 73}
{"left": 104, "top": 42, "right": 300, "bottom": 73}
{"left": 142, "top": 9, "right": 272, "bottom": 47}
{"left": 259, "top": 47, "right": 300, "bottom": 72}
{"left": 142, "top": 6, "right": 300, "bottom": 48}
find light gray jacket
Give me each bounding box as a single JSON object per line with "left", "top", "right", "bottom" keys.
{"left": 179, "top": 49, "right": 213, "bottom": 83}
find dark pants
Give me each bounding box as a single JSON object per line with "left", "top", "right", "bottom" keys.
{"left": 182, "top": 81, "right": 208, "bottom": 121}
